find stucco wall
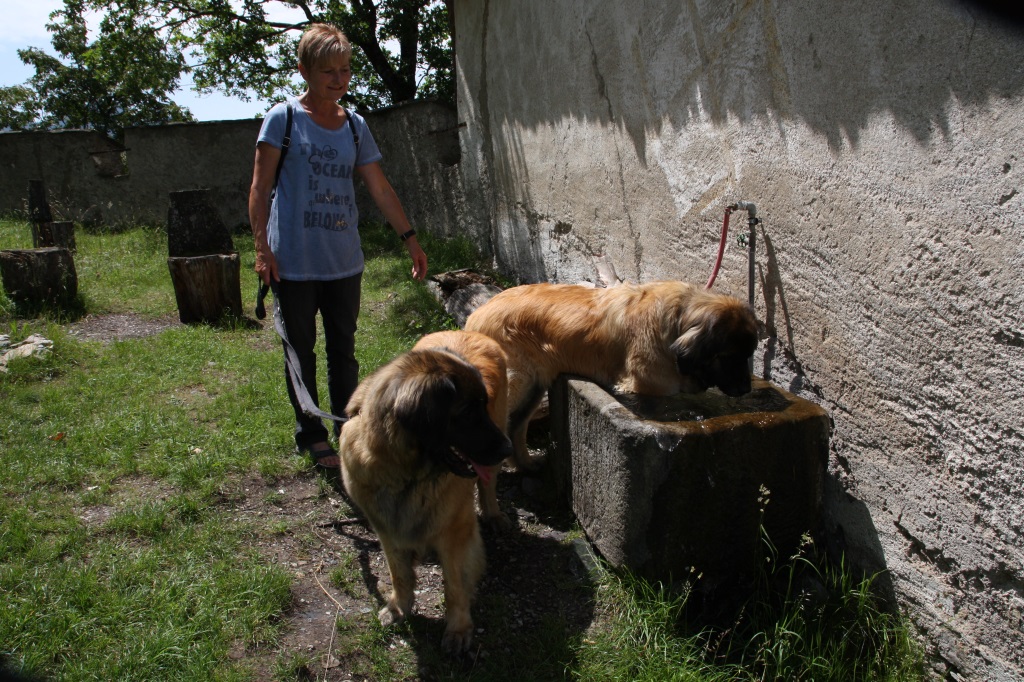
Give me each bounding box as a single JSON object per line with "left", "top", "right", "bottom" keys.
{"left": 122, "top": 119, "right": 264, "bottom": 229}
{"left": 0, "top": 129, "right": 126, "bottom": 223}
{"left": 0, "top": 100, "right": 462, "bottom": 236}
{"left": 454, "top": 0, "right": 1024, "bottom": 679}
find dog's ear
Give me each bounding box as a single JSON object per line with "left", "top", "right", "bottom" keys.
{"left": 671, "top": 298, "right": 753, "bottom": 368}
{"left": 392, "top": 372, "right": 458, "bottom": 448}
{"left": 671, "top": 323, "right": 711, "bottom": 374}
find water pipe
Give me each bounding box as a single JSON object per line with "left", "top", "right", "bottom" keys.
{"left": 704, "top": 201, "right": 761, "bottom": 308}
{"left": 731, "top": 202, "right": 760, "bottom": 309}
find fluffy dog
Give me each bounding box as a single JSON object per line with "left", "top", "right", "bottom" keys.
{"left": 338, "top": 334, "right": 513, "bottom": 653}
{"left": 413, "top": 330, "right": 512, "bottom": 526}
{"left": 464, "top": 280, "right": 758, "bottom": 464}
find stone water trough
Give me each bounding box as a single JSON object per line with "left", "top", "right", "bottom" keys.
{"left": 427, "top": 270, "right": 831, "bottom": 588}
{"left": 547, "top": 376, "right": 830, "bottom": 588}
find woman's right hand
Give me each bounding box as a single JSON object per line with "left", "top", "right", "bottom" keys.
{"left": 254, "top": 243, "right": 279, "bottom": 285}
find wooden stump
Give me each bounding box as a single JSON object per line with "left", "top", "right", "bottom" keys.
{"left": 166, "top": 189, "right": 242, "bottom": 324}
{"left": 49, "top": 221, "right": 76, "bottom": 252}
{"left": 30, "top": 222, "right": 49, "bottom": 249}
{"left": 0, "top": 248, "right": 78, "bottom": 309}
{"left": 28, "top": 180, "right": 53, "bottom": 224}
{"left": 167, "top": 254, "right": 243, "bottom": 324}
{"left": 31, "top": 221, "right": 76, "bottom": 252}
{"left": 167, "top": 189, "right": 234, "bottom": 258}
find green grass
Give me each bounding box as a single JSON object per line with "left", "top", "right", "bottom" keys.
{"left": 0, "top": 219, "right": 484, "bottom": 681}
{"left": 574, "top": 542, "right": 925, "bottom": 682}
{"left": 0, "top": 219, "right": 925, "bottom": 681}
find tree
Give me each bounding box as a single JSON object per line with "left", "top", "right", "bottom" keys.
{"left": 0, "top": 0, "right": 453, "bottom": 137}
{"left": 0, "top": 86, "right": 40, "bottom": 131}
{"left": 3, "top": 0, "right": 192, "bottom": 139}
{"left": 161, "top": 0, "right": 453, "bottom": 109}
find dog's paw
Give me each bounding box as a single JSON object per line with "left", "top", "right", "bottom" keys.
{"left": 378, "top": 603, "right": 407, "bottom": 627}
{"left": 441, "top": 623, "right": 474, "bottom": 654}
{"left": 482, "top": 509, "right": 514, "bottom": 531}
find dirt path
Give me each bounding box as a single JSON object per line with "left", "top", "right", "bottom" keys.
{"left": 230, "top": 459, "right": 600, "bottom": 681}
{"left": 64, "top": 312, "right": 603, "bottom": 680}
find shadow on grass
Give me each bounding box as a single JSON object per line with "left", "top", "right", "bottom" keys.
{"left": 1, "top": 293, "right": 88, "bottom": 324}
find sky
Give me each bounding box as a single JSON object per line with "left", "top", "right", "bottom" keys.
{"left": 0, "top": 0, "right": 302, "bottom": 122}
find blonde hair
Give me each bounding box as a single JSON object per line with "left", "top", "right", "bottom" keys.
{"left": 297, "top": 23, "right": 352, "bottom": 71}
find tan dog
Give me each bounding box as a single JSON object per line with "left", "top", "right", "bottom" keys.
{"left": 338, "top": 334, "right": 513, "bottom": 653}
{"left": 413, "top": 331, "right": 512, "bottom": 526}
{"left": 464, "top": 281, "right": 758, "bottom": 465}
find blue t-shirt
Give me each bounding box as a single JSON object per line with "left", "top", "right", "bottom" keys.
{"left": 257, "top": 99, "right": 383, "bottom": 280}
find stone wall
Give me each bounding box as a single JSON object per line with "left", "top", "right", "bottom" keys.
{"left": 0, "top": 100, "right": 462, "bottom": 236}
{"left": 0, "top": 128, "right": 126, "bottom": 224}
{"left": 454, "top": 0, "right": 1024, "bottom": 679}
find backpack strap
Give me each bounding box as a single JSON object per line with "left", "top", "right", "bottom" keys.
{"left": 345, "top": 108, "right": 361, "bottom": 159}
{"left": 271, "top": 105, "right": 356, "bottom": 198}
{"left": 270, "top": 102, "right": 293, "bottom": 199}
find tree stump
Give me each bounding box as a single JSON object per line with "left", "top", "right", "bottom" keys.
{"left": 30, "top": 222, "right": 50, "bottom": 248}
{"left": 28, "top": 180, "right": 53, "bottom": 224}
{"left": 31, "top": 221, "right": 76, "bottom": 252}
{"left": 166, "top": 189, "right": 242, "bottom": 324}
{"left": 167, "top": 254, "right": 243, "bottom": 324}
{"left": 28, "top": 180, "right": 77, "bottom": 251}
{"left": 0, "top": 248, "right": 78, "bottom": 309}
{"left": 49, "top": 221, "right": 76, "bottom": 252}
{"left": 167, "top": 189, "right": 235, "bottom": 257}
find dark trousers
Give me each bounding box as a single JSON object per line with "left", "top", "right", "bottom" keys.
{"left": 275, "top": 274, "right": 361, "bottom": 449}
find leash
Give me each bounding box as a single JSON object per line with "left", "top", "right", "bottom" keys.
{"left": 256, "top": 279, "right": 348, "bottom": 425}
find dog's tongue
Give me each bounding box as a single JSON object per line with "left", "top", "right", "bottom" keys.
{"left": 473, "top": 463, "right": 492, "bottom": 485}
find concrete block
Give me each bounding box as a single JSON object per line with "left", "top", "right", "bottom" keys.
{"left": 549, "top": 377, "right": 829, "bottom": 585}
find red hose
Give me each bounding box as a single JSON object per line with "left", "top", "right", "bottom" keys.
{"left": 705, "top": 207, "right": 732, "bottom": 289}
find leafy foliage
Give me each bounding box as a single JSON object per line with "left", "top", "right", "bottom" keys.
{"left": 0, "top": 86, "right": 40, "bottom": 131}
{"left": 11, "top": 0, "right": 192, "bottom": 140}
{"left": 1, "top": 0, "right": 453, "bottom": 138}
{"left": 174, "top": 0, "right": 454, "bottom": 108}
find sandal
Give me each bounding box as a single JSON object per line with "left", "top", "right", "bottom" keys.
{"left": 305, "top": 442, "right": 339, "bottom": 469}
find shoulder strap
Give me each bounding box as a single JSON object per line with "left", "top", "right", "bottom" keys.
{"left": 271, "top": 102, "right": 293, "bottom": 197}
{"left": 345, "top": 108, "right": 361, "bottom": 158}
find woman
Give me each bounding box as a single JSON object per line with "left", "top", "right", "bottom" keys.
{"left": 249, "top": 23, "right": 428, "bottom": 468}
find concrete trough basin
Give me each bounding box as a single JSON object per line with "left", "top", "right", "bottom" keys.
{"left": 548, "top": 377, "right": 830, "bottom": 587}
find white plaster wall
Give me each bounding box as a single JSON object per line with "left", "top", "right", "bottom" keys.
{"left": 455, "top": 0, "right": 1024, "bottom": 678}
